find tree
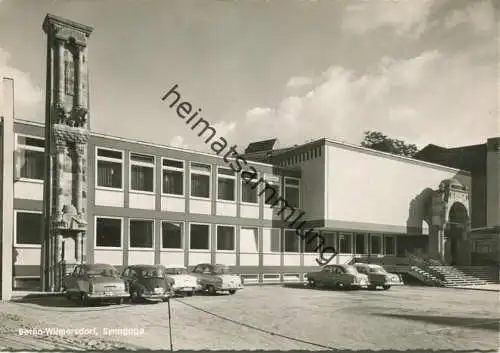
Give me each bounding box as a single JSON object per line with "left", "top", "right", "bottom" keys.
{"left": 361, "top": 131, "right": 418, "bottom": 157}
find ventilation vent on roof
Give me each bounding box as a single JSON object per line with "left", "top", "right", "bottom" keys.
{"left": 244, "top": 139, "right": 278, "bottom": 154}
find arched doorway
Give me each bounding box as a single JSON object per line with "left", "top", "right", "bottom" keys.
{"left": 445, "top": 202, "right": 468, "bottom": 265}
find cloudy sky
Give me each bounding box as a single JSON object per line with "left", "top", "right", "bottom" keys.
{"left": 0, "top": 0, "right": 498, "bottom": 153}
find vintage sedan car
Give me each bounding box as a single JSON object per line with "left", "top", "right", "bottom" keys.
{"left": 121, "top": 265, "right": 174, "bottom": 302}
{"left": 353, "top": 263, "right": 403, "bottom": 290}
{"left": 191, "top": 263, "right": 243, "bottom": 295}
{"left": 164, "top": 265, "right": 201, "bottom": 297}
{"left": 62, "top": 263, "right": 129, "bottom": 305}
{"left": 305, "top": 264, "right": 370, "bottom": 289}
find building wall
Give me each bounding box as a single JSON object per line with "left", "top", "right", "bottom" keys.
{"left": 324, "top": 141, "right": 471, "bottom": 233}
{"left": 486, "top": 138, "right": 500, "bottom": 227}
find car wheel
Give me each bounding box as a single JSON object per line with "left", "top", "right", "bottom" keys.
{"left": 335, "top": 282, "right": 345, "bottom": 289}
{"left": 382, "top": 285, "right": 391, "bottom": 290}
{"left": 116, "top": 297, "right": 124, "bottom": 305}
{"left": 207, "top": 285, "right": 216, "bottom": 295}
{"left": 308, "top": 279, "right": 316, "bottom": 287}
{"left": 368, "top": 285, "right": 377, "bottom": 290}
{"left": 80, "top": 292, "right": 90, "bottom": 306}
{"left": 130, "top": 290, "right": 139, "bottom": 303}
{"left": 228, "top": 290, "right": 236, "bottom": 295}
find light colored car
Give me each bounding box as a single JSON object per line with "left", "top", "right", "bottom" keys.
{"left": 164, "top": 265, "right": 201, "bottom": 296}
{"left": 62, "top": 263, "right": 129, "bottom": 305}
{"left": 305, "top": 264, "right": 370, "bottom": 290}
{"left": 191, "top": 263, "right": 243, "bottom": 295}
{"left": 354, "top": 263, "right": 404, "bottom": 290}
{"left": 121, "top": 265, "right": 174, "bottom": 302}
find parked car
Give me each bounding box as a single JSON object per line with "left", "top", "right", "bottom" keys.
{"left": 62, "top": 263, "right": 129, "bottom": 305}
{"left": 191, "top": 263, "right": 243, "bottom": 295}
{"left": 164, "top": 265, "right": 201, "bottom": 296}
{"left": 305, "top": 264, "right": 370, "bottom": 289}
{"left": 121, "top": 264, "right": 174, "bottom": 302}
{"left": 353, "top": 263, "right": 403, "bottom": 290}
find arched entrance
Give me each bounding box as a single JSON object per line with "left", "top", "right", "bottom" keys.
{"left": 445, "top": 202, "right": 468, "bottom": 265}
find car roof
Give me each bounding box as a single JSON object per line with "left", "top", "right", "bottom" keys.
{"left": 128, "top": 264, "right": 166, "bottom": 269}
{"left": 355, "top": 263, "right": 381, "bottom": 268}
{"left": 164, "top": 265, "right": 186, "bottom": 268}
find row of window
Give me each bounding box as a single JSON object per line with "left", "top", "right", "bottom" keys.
{"left": 14, "top": 212, "right": 396, "bottom": 255}
{"left": 16, "top": 135, "right": 300, "bottom": 207}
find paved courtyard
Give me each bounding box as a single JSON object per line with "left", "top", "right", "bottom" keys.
{"left": 0, "top": 285, "right": 498, "bottom": 351}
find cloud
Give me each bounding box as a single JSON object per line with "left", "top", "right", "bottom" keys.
{"left": 169, "top": 135, "right": 190, "bottom": 149}
{"left": 444, "top": 0, "right": 497, "bottom": 35}
{"left": 226, "top": 47, "right": 496, "bottom": 150}
{"left": 286, "top": 76, "right": 313, "bottom": 89}
{"left": 341, "top": 0, "right": 434, "bottom": 38}
{"left": 0, "top": 48, "right": 43, "bottom": 120}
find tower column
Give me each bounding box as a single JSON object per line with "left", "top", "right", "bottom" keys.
{"left": 56, "top": 39, "right": 65, "bottom": 104}
{"left": 55, "top": 141, "right": 66, "bottom": 222}
{"left": 75, "top": 143, "right": 85, "bottom": 214}
{"left": 75, "top": 46, "right": 83, "bottom": 107}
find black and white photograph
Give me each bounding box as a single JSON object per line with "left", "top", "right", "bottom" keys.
{"left": 0, "top": 0, "right": 498, "bottom": 351}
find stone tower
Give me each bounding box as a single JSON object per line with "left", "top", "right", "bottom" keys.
{"left": 41, "top": 14, "right": 93, "bottom": 292}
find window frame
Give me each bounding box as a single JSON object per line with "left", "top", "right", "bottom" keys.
{"left": 370, "top": 233, "right": 383, "bottom": 255}
{"left": 13, "top": 210, "right": 43, "bottom": 247}
{"left": 128, "top": 151, "right": 156, "bottom": 194}
{"left": 239, "top": 226, "right": 259, "bottom": 254}
{"left": 215, "top": 224, "right": 236, "bottom": 252}
{"left": 94, "top": 216, "right": 123, "bottom": 250}
{"left": 383, "top": 235, "right": 396, "bottom": 256}
{"left": 216, "top": 167, "right": 236, "bottom": 203}
{"left": 263, "top": 227, "right": 281, "bottom": 254}
{"left": 161, "top": 157, "right": 185, "bottom": 197}
{"left": 284, "top": 177, "right": 301, "bottom": 209}
{"left": 128, "top": 218, "right": 155, "bottom": 250}
{"left": 15, "top": 133, "right": 45, "bottom": 183}
{"left": 95, "top": 147, "right": 124, "bottom": 191}
{"left": 240, "top": 174, "right": 260, "bottom": 205}
{"left": 189, "top": 162, "right": 212, "bottom": 200}
{"left": 283, "top": 228, "right": 300, "bottom": 253}
{"left": 338, "top": 232, "right": 353, "bottom": 254}
{"left": 303, "top": 230, "right": 320, "bottom": 254}
{"left": 189, "top": 222, "right": 211, "bottom": 251}
{"left": 161, "top": 220, "right": 184, "bottom": 250}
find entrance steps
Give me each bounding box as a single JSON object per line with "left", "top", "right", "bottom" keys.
{"left": 428, "top": 266, "right": 493, "bottom": 287}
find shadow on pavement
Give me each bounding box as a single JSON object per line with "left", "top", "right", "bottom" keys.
{"left": 282, "top": 283, "right": 361, "bottom": 291}
{"left": 12, "top": 296, "right": 124, "bottom": 308}
{"left": 373, "top": 313, "right": 500, "bottom": 332}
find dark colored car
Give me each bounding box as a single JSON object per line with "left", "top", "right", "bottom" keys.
{"left": 121, "top": 264, "right": 174, "bottom": 302}
{"left": 354, "top": 263, "right": 404, "bottom": 290}
{"left": 62, "top": 263, "right": 129, "bottom": 305}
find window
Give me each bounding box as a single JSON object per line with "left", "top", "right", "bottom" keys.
{"left": 15, "top": 211, "right": 42, "bottom": 245}
{"left": 355, "top": 233, "right": 366, "bottom": 254}
{"left": 217, "top": 225, "right": 235, "bottom": 251}
{"left": 129, "top": 219, "right": 154, "bottom": 249}
{"left": 384, "top": 235, "right": 395, "bottom": 255}
{"left": 263, "top": 228, "right": 280, "bottom": 252}
{"left": 241, "top": 177, "right": 259, "bottom": 204}
{"left": 96, "top": 148, "right": 123, "bottom": 189}
{"left": 190, "top": 223, "right": 210, "bottom": 250}
{"left": 240, "top": 227, "right": 258, "bottom": 253}
{"left": 162, "top": 158, "right": 184, "bottom": 195}
{"left": 264, "top": 181, "right": 280, "bottom": 206}
{"left": 284, "top": 229, "right": 300, "bottom": 253}
{"left": 95, "top": 217, "right": 122, "bottom": 248}
{"left": 190, "top": 163, "right": 211, "bottom": 198}
{"left": 284, "top": 177, "right": 300, "bottom": 208}
{"left": 338, "top": 233, "right": 352, "bottom": 253}
{"left": 370, "top": 234, "right": 382, "bottom": 255}
{"left": 304, "top": 231, "right": 320, "bottom": 253}
{"left": 162, "top": 221, "right": 183, "bottom": 249}
{"left": 217, "top": 168, "right": 236, "bottom": 201}
{"left": 322, "top": 232, "right": 336, "bottom": 249}
{"left": 16, "top": 135, "right": 44, "bottom": 180}
{"left": 130, "top": 153, "right": 154, "bottom": 192}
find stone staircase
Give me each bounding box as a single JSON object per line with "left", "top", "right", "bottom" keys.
{"left": 455, "top": 266, "right": 499, "bottom": 284}
{"left": 428, "top": 266, "right": 490, "bottom": 287}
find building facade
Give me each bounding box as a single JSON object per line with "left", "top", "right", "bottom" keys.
{"left": 1, "top": 14, "right": 494, "bottom": 296}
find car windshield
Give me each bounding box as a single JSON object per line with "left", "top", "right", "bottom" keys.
{"left": 140, "top": 268, "right": 166, "bottom": 278}
{"left": 166, "top": 268, "right": 188, "bottom": 275}
{"left": 344, "top": 266, "right": 358, "bottom": 275}
{"left": 368, "top": 266, "right": 387, "bottom": 274}
{"left": 87, "top": 266, "right": 119, "bottom": 277}
{"left": 213, "top": 265, "right": 231, "bottom": 274}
